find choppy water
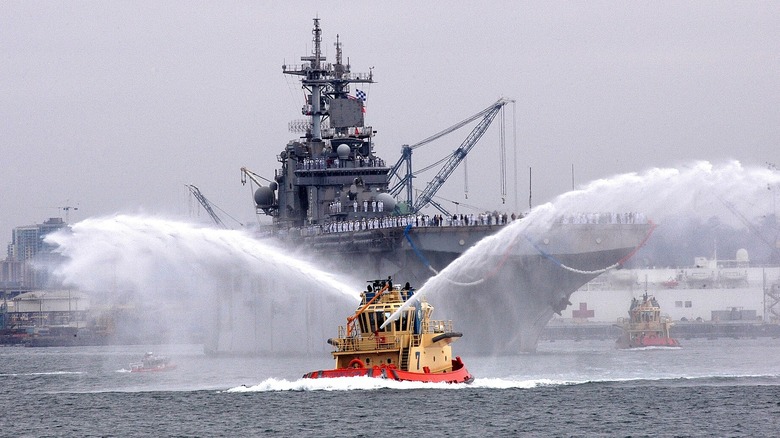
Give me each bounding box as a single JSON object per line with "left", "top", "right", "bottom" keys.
{"left": 2, "top": 338, "right": 779, "bottom": 437}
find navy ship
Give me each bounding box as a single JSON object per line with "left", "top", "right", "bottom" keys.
{"left": 237, "top": 19, "right": 655, "bottom": 353}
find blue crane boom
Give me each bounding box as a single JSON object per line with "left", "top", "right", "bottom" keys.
{"left": 388, "top": 98, "right": 511, "bottom": 215}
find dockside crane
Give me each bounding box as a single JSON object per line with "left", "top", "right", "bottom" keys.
{"left": 53, "top": 202, "right": 79, "bottom": 223}
{"left": 388, "top": 97, "right": 513, "bottom": 216}
{"left": 186, "top": 184, "right": 232, "bottom": 229}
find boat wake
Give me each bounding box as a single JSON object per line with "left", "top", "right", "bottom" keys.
{"left": 618, "top": 346, "right": 683, "bottom": 351}
{"left": 224, "top": 373, "right": 780, "bottom": 392}
{"left": 224, "top": 376, "right": 572, "bottom": 392}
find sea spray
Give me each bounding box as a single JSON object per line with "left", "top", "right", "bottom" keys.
{"left": 398, "top": 161, "right": 779, "bottom": 352}
{"left": 420, "top": 161, "right": 779, "bottom": 295}
{"left": 45, "top": 214, "right": 362, "bottom": 353}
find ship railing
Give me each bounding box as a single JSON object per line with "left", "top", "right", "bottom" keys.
{"left": 334, "top": 326, "right": 401, "bottom": 352}
{"left": 423, "top": 320, "right": 453, "bottom": 334}
{"left": 317, "top": 212, "right": 518, "bottom": 235}
{"left": 283, "top": 62, "right": 334, "bottom": 73}
{"left": 333, "top": 336, "right": 402, "bottom": 353}
{"left": 559, "top": 212, "right": 649, "bottom": 225}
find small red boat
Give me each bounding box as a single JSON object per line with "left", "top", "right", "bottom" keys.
{"left": 303, "top": 277, "right": 474, "bottom": 384}
{"left": 616, "top": 293, "right": 681, "bottom": 349}
{"left": 130, "top": 352, "right": 177, "bottom": 372}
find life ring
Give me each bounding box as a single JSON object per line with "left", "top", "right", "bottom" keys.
{"left": 348, "top": 358, "right": 365, "bottom": 369}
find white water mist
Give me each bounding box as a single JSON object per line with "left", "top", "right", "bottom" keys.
{"left": 421, "top": 160, "right": 779, "bottom": 297}
{"left": 46, "top": 215, "right": 361, "bottom": 353}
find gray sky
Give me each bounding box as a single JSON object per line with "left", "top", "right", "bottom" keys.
{"left": 2, "top": 1, "right": 778, "bottom": 238}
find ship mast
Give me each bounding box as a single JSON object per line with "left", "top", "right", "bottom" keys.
{"left": 305, "top": 18, "right": 324, "bottom": 141}
{"left": 282, "top": 18, "right": 374, "bottom": 144}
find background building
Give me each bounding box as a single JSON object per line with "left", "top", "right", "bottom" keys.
{"left": 1, "top": 217, "right": 67, "bottom": 291}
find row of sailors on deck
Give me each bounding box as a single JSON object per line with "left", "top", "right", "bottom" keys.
{"left": 298, "top": 212, "right": 524, "bottom": 235}
{"left": 561, "top": 212, "right": 648, "bottom": 225}
{"left": 329, "top": 200, "right": 386, "bottom": 214}
{"left": 298, "top": 156, "right": 386, "bottom": 170}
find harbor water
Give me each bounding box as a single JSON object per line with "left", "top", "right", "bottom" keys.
{"left": 2, "top": 338, "right": 779, "bottom": 437}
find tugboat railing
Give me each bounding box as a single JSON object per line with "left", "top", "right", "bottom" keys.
{"left": 423, "top": 320, "right": 454, "bottom": 334}
{"left": 333, "top": 319, "right": 455, "bottom": 353}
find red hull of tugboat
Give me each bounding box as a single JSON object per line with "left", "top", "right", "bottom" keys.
{"left": 303, "top": 357, "right": 474, "bottom": 384}
{"left": 618, "top": 336, "right": 681, "bottom": 349}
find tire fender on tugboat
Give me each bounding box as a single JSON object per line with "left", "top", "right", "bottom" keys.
{"left": 347, "top": 358, "right": 365, "bottom": 369}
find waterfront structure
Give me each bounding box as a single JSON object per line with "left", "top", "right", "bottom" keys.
{"left": 542, "top": 251, "right": 780, "bottom": 340}
{"left": 2, "top": 217, "right": 67, "bottom": 289}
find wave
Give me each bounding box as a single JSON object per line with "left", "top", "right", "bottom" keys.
{"left": 224, "top": 373, "right": 780, "bottom": 392}
{"left": 224, "top": 376, "right": 573, "bottom": 392}
{"left": 0, "top": 371, "right": 85, "bottom": 377}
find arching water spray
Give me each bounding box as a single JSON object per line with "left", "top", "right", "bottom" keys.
{"left": 388, "top": 161, "right": 780, "bottom": 353}
{"left": 45, "top": 214, "right": 362, "bottom": 354}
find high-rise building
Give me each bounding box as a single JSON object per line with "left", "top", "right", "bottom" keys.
{"left": 2, "top": 218, "right": 67, "bottom": 289}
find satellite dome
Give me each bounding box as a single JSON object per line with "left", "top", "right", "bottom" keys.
{"left": 735, "top": 248, "right": 749, "bottom": 262}
{"left": 337, "top": 144, "right": 351, "bottom": 160}
{"left": 254, "top": 186, "right": 275, "bottom": 208}
{"left": 269, "top": 181, "right": 278, "bottom": 191}
{"left": 376, "top": 193, "right": 397, "bottom": 211}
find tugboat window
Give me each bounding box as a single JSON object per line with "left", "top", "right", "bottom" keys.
{"left": 374, "top": 311, "right": 385, "bottom": 331}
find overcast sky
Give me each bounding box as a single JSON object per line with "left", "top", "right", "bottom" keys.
{"left": 2, "top": 1, "right": 778, "bottom": 239}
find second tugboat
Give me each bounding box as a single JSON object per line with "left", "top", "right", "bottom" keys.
{"left": 616, "top": 293, "right": 681, "bottom": 349}
{"left": 303, "top": 277, "right": 474, "bottom": 383}
{"left": 130, "top": 352, "right": 177, "bottom": 372}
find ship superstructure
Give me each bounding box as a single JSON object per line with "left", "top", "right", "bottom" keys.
{"left": 252, "top": 18, "right": 392, "bottom": 231}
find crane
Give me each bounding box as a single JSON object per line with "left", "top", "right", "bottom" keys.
{"left": 57, "top": 203, "right": 79, "bottom": 223}
{"left": 186, "top": 184, "right": 228, "bottom": 229}
{"left": 388, "top": 97, "right": 513, "bottom": 215}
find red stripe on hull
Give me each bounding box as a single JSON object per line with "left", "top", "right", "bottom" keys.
{"left": 303, "top": 358, "right": 474, "bottom": 384}
{"left": 617, "top": 336, "right": 681, "bottom": 349}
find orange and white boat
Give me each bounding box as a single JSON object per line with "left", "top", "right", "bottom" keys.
{"left": 616, "top": 293, "right": 681, "bottom": 349}
{"left": 130, "top": 352, "right": 177, "bottom": 372}
{"left": 303, "top": 277, "right": 474, "bottom": 383}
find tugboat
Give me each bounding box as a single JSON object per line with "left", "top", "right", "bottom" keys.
{"left": 616, "top": 293, "right": 681, "bottom": 349}
{"left": 303, "top": 277, "right": 474, "bottom": 383}
{"left": 130, "top": 352, "right": 176, "bottom": 372}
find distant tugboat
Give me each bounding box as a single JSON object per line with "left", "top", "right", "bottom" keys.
{"left": 303, "top": 277, "right": 474, "bottom": 383}
{"left": 130, "top": 352, "right": 176, "bottom": 372}
{"left": 616, "top": 293, "right": 681, "bottom": 349}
